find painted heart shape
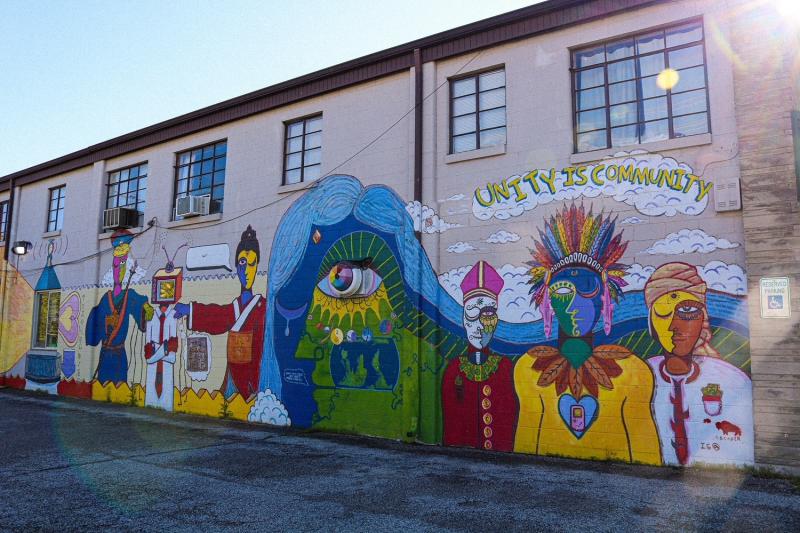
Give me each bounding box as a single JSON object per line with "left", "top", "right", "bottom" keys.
{"left": 558, "top": 393, "right": 599, "bottom": 439}
{"left": 58, "top": 291, "right": 81, "bottom": 346}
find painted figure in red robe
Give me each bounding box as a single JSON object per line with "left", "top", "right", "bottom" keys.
{"left": 442, "top": 260, "right": 518, "bottom": 451}
{"left": 175, "top": 226, "right": 265, "bottom": 400}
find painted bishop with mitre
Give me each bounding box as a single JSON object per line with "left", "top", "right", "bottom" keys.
{"left": 442, "top": 260, "right": 518, "bottom": 452}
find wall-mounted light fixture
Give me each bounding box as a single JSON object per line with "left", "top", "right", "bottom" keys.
{"left": 11, "top": 241, "right": 31, "bottom": 256}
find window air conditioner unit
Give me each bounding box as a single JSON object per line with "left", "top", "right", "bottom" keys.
{"left": 175, "top": 195, "right": 210, "bottom": 218}
{"left": 102, "top": 206, "right": 139, "bottom": 230}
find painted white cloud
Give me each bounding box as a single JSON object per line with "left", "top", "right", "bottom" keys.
{"left": 623, "top": 261, "right": 746, "bottom": 296}
{"left": 101, "top": 258, "right": 146, "bottom": 286}
{"left": 438, "top": 265, "right": 470, "bottom": 301}
{"left": 405, "top": 200, "right": 461, "bottom": 233}
{"left": 644, "top": 229, "right": 740, "bottom": 255}
{"left": 701, "top": 261, "right": 747, "bottom": 296}
{"left": 486, "top": 230, "right": 521, "bottom": 244}
{"left": 623, "top": 263, "right": 655, "bottom": 292}
{"left": 622, "top": 216, "right": 645, "bottom": 224}
{"left": 443, "top": 193, "right": 465, "bottom": 202}
{"left": 472, "top": 151, "right": 710, "bottom": 221}
{"left": 439, "top": 263, "right": 541, "bottom": 323}
{"left": 446, "top": 241, "right": 476, "bottom": 254}
{"left": 248, "top": 389, "right": 291, "bottom": 426}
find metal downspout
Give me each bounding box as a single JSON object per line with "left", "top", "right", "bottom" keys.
{"left": 412, "top": 47, "right": 424, "bottom": 441}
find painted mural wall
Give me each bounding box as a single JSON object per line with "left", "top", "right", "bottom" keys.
{"left": 0, "top": 153, "right": 753, "bottom": 468}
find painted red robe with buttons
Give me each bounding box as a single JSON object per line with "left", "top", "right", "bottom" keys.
{"left": 442, "top": 349, "right": 518, "bottom": 452}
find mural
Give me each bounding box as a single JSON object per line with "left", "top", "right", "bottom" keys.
{"left": 513, "top": 204, "right": 660, "bottom": 464}
{"left": 472, "top": 152, "right": 713, "bottom": 220}
{"left": 262, "top": 176, "right": 463, "bottom": 440}
{"left": 0, "top": 162, "right": 754, "bottom": 469}
{"left": 644, "top": 263, "right": 753, "bottom": 466}
{"left": 143, "top": 247, "right": 185, "bottom": 411}
{"left": 86, "top": 230, "right": 153, "bottom": 385}
{"left": 442, "top": 261, "right": 517, "bottom": 451}
{"left": 174, "top": 226, "right": 266, "bottom": 401}
{"left": 0, "top": 247, "right": 34, "bottom": 379}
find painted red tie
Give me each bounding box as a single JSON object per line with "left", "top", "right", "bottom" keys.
{"left": 669, "top": 378, "right": 690, "bottom": 465}
{"left": 156, "top": 310, "right": 166, "bottom": 398}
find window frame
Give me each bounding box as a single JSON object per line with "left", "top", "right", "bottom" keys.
{"left": 282, "top": 114, "right": 323, "bottom": 186}
{"left": 32, "top": 289, "right": 60, "bottom": 349}
{"left": 172, "top": 139, "right": 227, "bottom": 219}
{"left": 570, "top": 17, "right": 711, "bottom": 153}
{"left": 46, "top": 185, "right": 66, "bottom": 233}
{"left": 106, "top": 161, "right": 148, "bottom": 227}
{"left": 0, "top": 200, "right": 8, "bottom": 242}
{"left": 448, "top": 65, "right": 507, "bottom": 155}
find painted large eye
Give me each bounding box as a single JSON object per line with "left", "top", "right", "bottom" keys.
{"left": 676, "top": 302, "right": 703, "bottom": 319}
{"left": 318, "top": 261, "right": 383, "bottom": 298}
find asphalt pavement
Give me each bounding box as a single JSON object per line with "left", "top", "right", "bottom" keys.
{"left": 0, "top": 388, "right": 798, "bottom": 532}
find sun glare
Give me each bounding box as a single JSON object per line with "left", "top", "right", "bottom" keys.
{"left": 775, "top": 0, "right": 800, "bottom": 21}
{"left": 656, "top": 68, "right": 680, "bottom": 90}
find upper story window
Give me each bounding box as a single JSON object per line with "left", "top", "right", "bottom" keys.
{"left": 174, "top": 140, "right": 227, "bottom": 217}
{"left": 450, "top": 68, "right": 506, "bottom": 153}
{"left": 0, "top": 200, "right": 8, "bottom": 242}
{"left": 107, "top": 162, "right": 147, "bottom": 226}
{"left": 572, "top": 20, "right": 709, "bottom": 153}
{"left": 47, "top": 185, "right": 66, "bottom": 232}
{"left": 283, "top": 115, "right": 322, "bottom": 185}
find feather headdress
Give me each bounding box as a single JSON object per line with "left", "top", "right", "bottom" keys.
{"left": 527, "top": 204, "right": 629, "bottom": 337}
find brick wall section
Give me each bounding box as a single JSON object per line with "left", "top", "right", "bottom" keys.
{"left": 730, "top": 0, "right": 800, "bottom": 472}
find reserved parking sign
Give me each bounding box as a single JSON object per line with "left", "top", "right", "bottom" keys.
{"left": 759, "top": 277, "right": 791, "bottom": 318}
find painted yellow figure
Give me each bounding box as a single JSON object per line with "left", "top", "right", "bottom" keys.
{"left": 514, "top": 346, "right": 660, "bottom": 463}
{"left": 513, "top": 205, "right": 660, "bottom": 464}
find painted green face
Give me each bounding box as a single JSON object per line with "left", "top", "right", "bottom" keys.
{"left": 549, "top": 267, "right": 603, "bottom": 337}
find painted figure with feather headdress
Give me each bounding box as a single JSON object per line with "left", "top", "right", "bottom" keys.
{"left": 513, "top": 204, "right": 661, "bottom": 464}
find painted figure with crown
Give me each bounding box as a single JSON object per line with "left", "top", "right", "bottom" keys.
{"left": 513, "top": 204, "right": 660, "bottom": 464}
{"left": 442, "top": 260, "right": 518, "bottom": 452}
{"left": 174, "top": 225, "right": 265, "bottom": 401}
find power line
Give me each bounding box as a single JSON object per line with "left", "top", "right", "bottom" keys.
{"left": 155, "top": 50, "right": 484, "bottom": 232}
{"left": 12, "top": 50, "right": 483, "bottom": 275}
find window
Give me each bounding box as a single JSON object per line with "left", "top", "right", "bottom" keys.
{"left": 33, "top": 290, "right": 60, "bottom": 349}
{"left": 283, "top": 115, "right": 322, "bottom": 185}
{"left": 450, "top": 68, "right": 506, "bottom": 154}
{"left": 107, "top": 162, "right": 147, "bottom": 226}
{"left": 0, "top": 200, "right": 8, "bottom": 242}
{"left": 572, "top": 20, "right": 709, "bottom": 152}
{"left": 174, "top": 140, "right": 227, "bottom": 217}
{"left": 47, "top": 186, "right": 66, "bottom": 232}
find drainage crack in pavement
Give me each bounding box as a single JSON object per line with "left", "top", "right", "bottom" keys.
{"left": 1, "top": 390, "right": 278, "bottom": 440}
{"left": 10, "top": 437, "right": 274, "bottom": 478}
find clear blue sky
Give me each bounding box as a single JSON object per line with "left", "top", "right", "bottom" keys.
{"left": 0, "top": 0, "right": 540, "bottom": 177}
